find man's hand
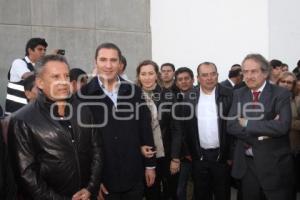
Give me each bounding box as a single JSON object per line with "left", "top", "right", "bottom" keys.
{"left": 72, "top": 188, "right": 91, "bottom": 200}
{"left": 227, "top": 160, "right": 233, "bottom": 166}
{"left": 141, "top": 145, "right": 156, "bottom": 158}
{"left": 170, "top": 159, "right": 180, "bottom": 175}
{"left": 238, "top": 117, "right": 248, "bottom": 127}
{"left": 185, "top": 155, "right": 192, "bottom": 162}
{"left": 97, "top": 184, "right": 109, "bottom": 200}
{"left": 145, "top": 168, "right": 156, "bottom": 187}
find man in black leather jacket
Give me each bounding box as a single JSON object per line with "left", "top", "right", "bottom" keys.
{"left": 8, "top": 55, "right": 102, "bottom": 200}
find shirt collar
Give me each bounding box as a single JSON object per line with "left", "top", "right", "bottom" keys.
{"left": 200, "top": 86, "right": 216, "bottom": 96}
{"left": 228, "top": 78, "right": 235, "bottom": 87}
{"left": 24, "top": 56, "right": 35, "bottom": 66}
{"left": 97, "top": 75, "right": 121, "bottom": 93}
{"left": 252, "top": 80, "right": 266, "bottom": 93}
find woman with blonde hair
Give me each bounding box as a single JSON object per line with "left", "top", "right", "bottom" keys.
{"left": 277, "top": 71, "right": 300, "bottom": 196}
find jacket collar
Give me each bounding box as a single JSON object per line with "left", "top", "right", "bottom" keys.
{"left": 188, "top": 83, "right": 228, "bottom": 106}
{"left": 84, "top": 76, "right": 132, "bottom": 96}
{"left": 37, "top": 91, "right": 73, "bottom": 118}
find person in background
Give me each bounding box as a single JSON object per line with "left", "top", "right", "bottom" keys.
{"left": 160, "top": 63, "right": 176, "bottom": 90}
{"left": 70, "top": 68, "right": 88, "bottom": 93}
{"left": 173, "top": 67, "right": 195, "bottom": 200}
{"left": 281, "top": 63, "right": 289, "bottom": 72}
{"left": 220, "top": 64, "right": 245, "bottom": 89}
{"left": 118, "top": 55, "right": 131, "bottom": 81}
{"left": 23, "top": 74, "right": 38, "bottom": 102}
{"left": 277, "top": 71, "right": 300, "bottom": 199}
{"left": 5, "top": 38, "right": 47, "bottom": 115}
{"left": 137, "top": 60, "right": 180, "bottom": 200}
{"left": 269, "top": 59, "right": 283, "bottom": 84}
{"left": 292, "top": 60, "right": 300, "bottom": 76}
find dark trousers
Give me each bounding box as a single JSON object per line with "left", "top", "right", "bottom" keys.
{"left": 177, "top": 160, "right": 193, "bottom": 200}
{"left": 192, "top": 152, "right": 230, "bottom": 200}
{"left": 145, "top": 157, "right": 178, "bottom": 200}
{"left": 294, "top": 152, "right": 300, "bottom": 192}
{"left": 242, "top": 157, "right": 293, "bottom": 200}
{"left": 104, "top": 181, "right": 144, "bottom": 200}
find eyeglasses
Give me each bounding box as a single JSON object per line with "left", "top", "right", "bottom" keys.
{"left": 279, "top": 80, "right": 294, "bottom": 85}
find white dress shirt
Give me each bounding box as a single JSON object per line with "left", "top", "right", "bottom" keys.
{"left": 197, "top": 87, "right": 220, "bottom": 149}
{"left": 97, "top": 76, "right": 120, "bottom": 107}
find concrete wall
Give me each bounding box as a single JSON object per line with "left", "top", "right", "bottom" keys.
{"left": 0, "top": 0, "right": 151, "bottom": 108}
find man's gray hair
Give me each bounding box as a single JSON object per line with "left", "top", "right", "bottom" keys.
{"left": 35, "top": 54, "right": 69, "bottom": 77}
{"left": 242, "top": 54, "right": 270, "bottom": 75}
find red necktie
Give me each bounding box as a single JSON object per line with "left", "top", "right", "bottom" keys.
{"left": 252, "top": 91, "right": 261, "bottom": 108}
{"left": 252, "top": 91, "right": 261, "bottom": 102}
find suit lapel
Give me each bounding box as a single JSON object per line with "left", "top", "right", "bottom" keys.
{"left": 190, "top": 86, "right": 200, "bottom": 107}
{"left": 259, "top": 82, "right": 271, "bottom": 108}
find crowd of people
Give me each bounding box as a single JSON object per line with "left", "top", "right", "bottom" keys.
{"left": 0, "top": 37, "right": 300, "bottom": 200}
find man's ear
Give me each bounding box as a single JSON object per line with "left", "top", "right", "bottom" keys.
{"left": 28, "top": 47, "right": 34, "bottom": 54}
{"left": 71, "top": 80, "right": 77, "bottom": 92}
{"left": 35, "top": 77, "right": 44, "bottom": 90}
{"left": 24, "top": 90, "right": 31, "bottom": 99}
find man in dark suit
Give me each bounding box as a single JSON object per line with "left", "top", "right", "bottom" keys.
{"left": 227, "top": 54, "right": 294, "bottom": 200}
{"left": 220, "top": 64, "right": 245, "bottom": 90}
{"left": 177, "top": 62, "right": 233, "bottom": 200}
{"left": 79, "top": 43, "right": 155, "bottom": 200}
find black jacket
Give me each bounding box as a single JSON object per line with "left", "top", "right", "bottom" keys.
{"left": 178, "top": 84, "right": 233, "bottom": 162}
{"left": 145, "top": 85, "right": 181, "bottom": 159}
{"left": 79, "top": 77, "right": 155, "bottom": 193}
{"left": 8, "top": 93, "right": 102, "bottom": 200}
{"left": 0, "top": 119, "right": 17, "bottom": 200}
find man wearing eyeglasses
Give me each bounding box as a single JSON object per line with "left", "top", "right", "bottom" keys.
{"left": 176, "top": 62, "right": 233, "bottom": 200}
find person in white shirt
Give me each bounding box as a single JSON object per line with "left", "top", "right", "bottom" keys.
{"left": 5, "top": 38, "right": 47, "bottom": 114}
{"left": 177, "top": 62, "right": 233, "bottom": 200}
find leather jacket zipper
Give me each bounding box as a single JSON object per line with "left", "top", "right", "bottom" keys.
{"left": 67, "top": 125, "right": 81, "bottom": 189}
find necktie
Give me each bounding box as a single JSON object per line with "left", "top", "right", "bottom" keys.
{"left": 244, "top": 91, "right": 261, "bottom": 155}
{"left": 252, "top": 91, "right": 261, "bottom": 102}
{"left": 252, "top": 91, "right": 261, "bottom": 108}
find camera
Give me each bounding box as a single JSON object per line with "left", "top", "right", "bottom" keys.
{"left": 57, "top": 49, "right": 65, "bottom": 55}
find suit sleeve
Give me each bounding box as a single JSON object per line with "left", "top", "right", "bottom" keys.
{"left": 246, "top": 89, "right": 292, "bottom": 137}
{"left": 227, "top": 90, "right": 250, "bottom": 141}
{"left": 86, "top": 116, "right": 102, "bottom": 195}
{"left": 170, "top": 97, "right": 184, "bottom": 159}
{"left": 8, "top": 118, "right": 68, "bottom": 200}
